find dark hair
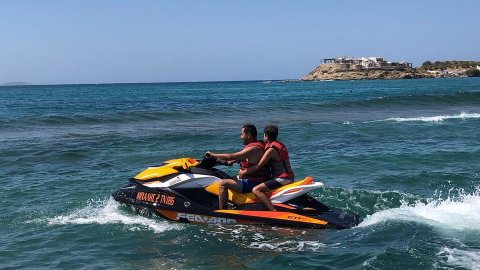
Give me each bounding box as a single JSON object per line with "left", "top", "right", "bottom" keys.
{"left": 264, "top": 125, "right": 278, "bottom": 141}
{"left": 242, "top": 124, "right": 257, "bottom": 139}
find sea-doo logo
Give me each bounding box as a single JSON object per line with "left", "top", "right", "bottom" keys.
{"left": 136, "top": 192, "right": 175, "bottom": 206}
{"left": 177, "top": 213, "right": 236, "bottom": 224}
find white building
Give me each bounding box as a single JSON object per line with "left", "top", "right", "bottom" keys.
{"left": 322, "top": 57, "right": 412, "bottom": 70}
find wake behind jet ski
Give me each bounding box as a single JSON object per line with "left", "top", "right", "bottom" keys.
{"left": 112, "top": 156, "right": 360, "bottom": 229}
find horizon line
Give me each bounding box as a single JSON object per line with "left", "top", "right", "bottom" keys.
{"left": 0, "top": 79, "right": 299, "bottom": 87}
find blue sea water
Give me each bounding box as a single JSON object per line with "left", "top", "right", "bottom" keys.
{"left": 1, "top": 78, "right": 480, "bottom": 269}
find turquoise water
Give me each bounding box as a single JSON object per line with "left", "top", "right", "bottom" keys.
{"left": 1, "top": 78, "right": 480, "bottom": 269}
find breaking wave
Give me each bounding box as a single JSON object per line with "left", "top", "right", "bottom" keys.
{"left": 313, "top": 91, "right": 480, "bottom": 111}
{"left": 438, "top": 247, "right": 480, "bottom": 270}
{"left": 42, "top": 197, "right": 183, "bottom": 233}
{"left": 381, "top": 112, "right": 480, "bottom": 122}
{"left": 359, "top": 188, "right": 480, "bottom": 231}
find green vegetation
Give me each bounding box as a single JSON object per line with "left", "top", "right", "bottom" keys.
{"left": 466, "top": 68, "right": 480, "bottom": 77}
{"left": 420, "top": 61, "right": 480, "bottom": 70}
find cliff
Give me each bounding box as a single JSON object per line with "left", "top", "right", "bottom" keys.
{"left": 302, "top": 61, "right": 479, "bottom": 81}
{"left": 302, "top": 64, "right": 434, "bottom": 81}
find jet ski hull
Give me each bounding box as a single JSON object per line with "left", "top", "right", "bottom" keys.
{"left": 112, "top": 182, "right": 360, "bottom": 229}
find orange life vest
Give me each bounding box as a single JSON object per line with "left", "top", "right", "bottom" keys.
{"left": 266, "top": 141, "right": 294, "bottom": 179}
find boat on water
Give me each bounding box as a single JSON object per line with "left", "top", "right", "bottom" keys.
{"left": 112, "top": 157, "right": 360, "bottom": 229}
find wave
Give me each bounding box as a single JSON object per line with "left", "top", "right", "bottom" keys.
{"left": 378, "top": 112, "right": 480, "bottom": 123}
{"left": 0, "top": 110, "right": 207, "bottom": 129}
{"left": 437, "top": 247, "right": 480, "bottom": 270}
{"left": 249, "top": 240, "right": 327, "bottom": 252}
{"left": 39, "top": 198, "right": 183, "bottom": 233}
{"left": 262, "top": 91, "right": 480, "bottom": 119}
{"left": 359, "top": 188, "right": 480, "bottom": 232}
{"left": 202, "top": 224, "right": 331, "bottom": 252}
{"left": 344, "top": 91, "right": 480, "bottom": 108}
{"left": 3, "top": 91, "right": 480, "bottom": 129}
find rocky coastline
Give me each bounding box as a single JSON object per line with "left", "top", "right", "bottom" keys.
{"left": 302, "top": 61, "right": 480, "bottom": 81}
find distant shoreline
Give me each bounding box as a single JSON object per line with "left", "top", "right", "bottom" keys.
{"left": 2, "top": 71, "right": 479, "bottom": 87}
{"left": 0, "top": 80, "right": 289, "bottom": 87}
{"left": 302, "top": 59, "right": 480, "bottom": 81}
{"left": 1, "top": 82, "right": 31, "bottom": 86}
{"left": 301, "top": 68, "right": 478, "bottom": 81}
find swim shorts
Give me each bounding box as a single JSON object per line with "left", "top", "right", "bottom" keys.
{"left": 264, "top": 178, "right": 293, "bottom": 190}
{"left": 238, "top": 179, "right": 258, "bottom": 193}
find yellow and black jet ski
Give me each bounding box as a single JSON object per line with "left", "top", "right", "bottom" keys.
{"left": 112, "top": 156, "right": 360, "bottom": 229}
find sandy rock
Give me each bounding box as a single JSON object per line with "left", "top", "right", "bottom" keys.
{"left": 302, "top": 65, "right": 435, "bottom": 81}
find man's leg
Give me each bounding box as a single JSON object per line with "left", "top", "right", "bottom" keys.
{"left": 252, "top": 183, "right": 276, "bottom": 211}
{"left": 218, "top": 179, "right": 242, "bottom": 209}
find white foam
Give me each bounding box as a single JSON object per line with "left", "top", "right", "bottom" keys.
{"left": 45, "top": 197, "right": 183, "bottom": 233}
{"left": 249, "top": 240, "right": 326, "bottom": 252}
{"left": 438, "top": 247, "right": 480, "bottom": 270}
{"left": 383, "top": 112, "right": 480, "bottom": 123}
{"left": 359, "top": 189, "right": 480, "bottom": 231}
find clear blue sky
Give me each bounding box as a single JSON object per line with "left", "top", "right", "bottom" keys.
{"left": 1, "top": 0, "right": 479, "bottom": 84}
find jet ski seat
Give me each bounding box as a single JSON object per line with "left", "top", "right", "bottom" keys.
{"left": 204, "top": 176, "right": 318, "bottom": 206}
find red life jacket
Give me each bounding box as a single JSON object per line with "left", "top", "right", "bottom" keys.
{"left": 266, "top": 141, "right": 294, "bottom": 179}
{"left": 239, "top": 141, "right": 270, "bottom": 183}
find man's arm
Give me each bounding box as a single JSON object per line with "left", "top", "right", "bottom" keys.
{"left": 238, "top": 148, "right": 276, "bottom": 177}
{"left": 206, "top": 148, "right": 251, "bottom": 162}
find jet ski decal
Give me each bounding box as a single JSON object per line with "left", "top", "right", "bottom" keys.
{"left": 136, "top": 191, "right": 175, "bottom": 206}
{"left": 215, "top": 210, "right": 328, "bottom": 225}
{"left": 156, "top": 210, "right": 237, "bottom": 224}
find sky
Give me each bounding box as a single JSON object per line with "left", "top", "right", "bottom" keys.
{"left": 1, "top": 0, "right": 479, "bottom": 85}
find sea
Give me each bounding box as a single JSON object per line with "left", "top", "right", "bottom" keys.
{"left": 1, "top": 78, "right": 479, "bottom": 270}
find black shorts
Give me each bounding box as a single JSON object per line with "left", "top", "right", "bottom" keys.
{"left": 264, "top": 178, "right": 293, "bottom": 190}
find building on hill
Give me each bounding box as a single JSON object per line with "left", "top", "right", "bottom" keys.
{"left": 321, "top": 57, "right": 412, "bottom": 71}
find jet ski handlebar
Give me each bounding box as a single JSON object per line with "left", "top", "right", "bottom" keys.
{"left": 197, "top": 156, "right": 231, "bottom": 169}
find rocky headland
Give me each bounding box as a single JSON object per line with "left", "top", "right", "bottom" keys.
{"left": 1, "top": 82, "right": 31, "bottom": 86}
{"left": 302, "top": 64, "right": 425, "bottom": 81}
{"left": 302, "top": 59, "right": 480, "bottom": 81}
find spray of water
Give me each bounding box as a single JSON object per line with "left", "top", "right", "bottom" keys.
{"left": 45, "top": 197, "right": 183, "bottom": 233}
{"left": 437, "top": 247, "right": 480, "bottom": 270}
{"left": 359, "top": 187, "right": 480, "bottom": 231}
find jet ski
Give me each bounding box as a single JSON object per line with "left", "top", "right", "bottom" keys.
{"left": 112, "top": 156, "right": 360, "bottom": 229}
